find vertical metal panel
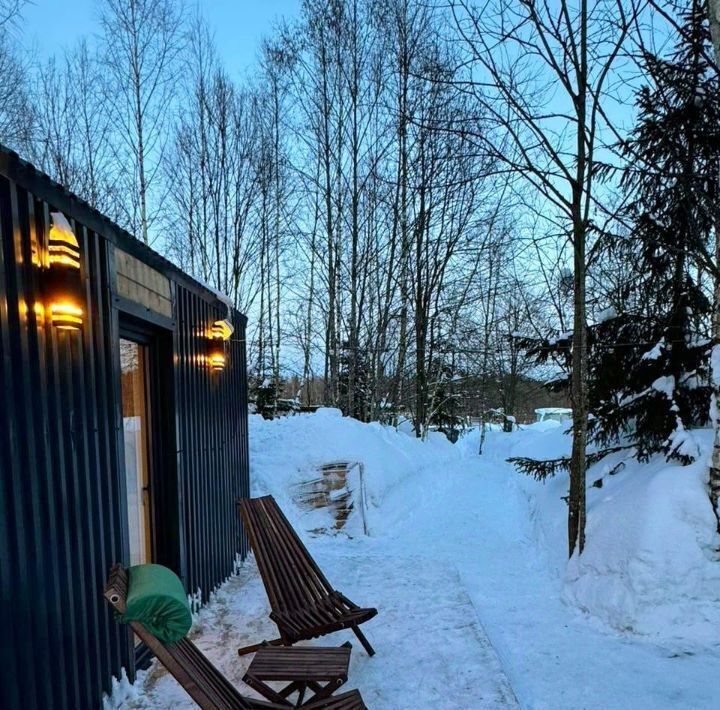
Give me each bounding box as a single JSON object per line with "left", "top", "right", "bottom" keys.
{"left": 0, "top": 175, "right": 30, "bottom": 710}
{"left": 174, "top": 287, "right": 248, "bottom": 602}
{"left": 0, "top": 153, "right": 250, "bottom": 709}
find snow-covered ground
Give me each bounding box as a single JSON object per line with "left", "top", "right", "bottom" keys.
{"left": 109, "top": 412, "right": 720, "bottom": 709}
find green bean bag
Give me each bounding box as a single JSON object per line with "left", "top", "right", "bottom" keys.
{"left": 120, "top": 564, "right": 192, "bottom": 643}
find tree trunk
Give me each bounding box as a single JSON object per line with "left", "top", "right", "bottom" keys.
{"left": 134, "top": 66, "right": 149, "bottom": 244}
{"left": 707, "top": 0, "right": 720, "bottom": 530}
{"left": 710, "top": 241, "right": 720, "bottom": 531}
{"left": 390, "top": 31, "right": 410, "bottom": 422}
{"left": 568, "top": 0, "right": 589, "bottom": 558}
{"left": 273, "top": 78, "right": 282, "bottom": 388}
{"left": 569, "top": 208, "right": 588, "bottom": 557}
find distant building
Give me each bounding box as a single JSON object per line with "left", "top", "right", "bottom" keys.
{"left": 535, "top": 407, "right": 572, "bottom": 423}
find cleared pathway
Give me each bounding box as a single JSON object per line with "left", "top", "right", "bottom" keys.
{"left": 374, "top": 456, "right": 720, "bottom": 710}
{"left": 122, "top": 549, "right": 518, "bottom": 709}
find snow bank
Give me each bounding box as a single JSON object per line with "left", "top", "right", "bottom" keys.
{"left": 478, "top": 423, "right": 720, "bottom": 645}
{"left": 565, "top": 434, "right": 720, "bottom": 644}
{"left": 251, "top": 412, "right": 720, "bottom": 643}
{"left": 249, "top": 409, "right": 458, "bottom": 534}
{"left": 457, "top": 419, "right": 570, "bottom": 460}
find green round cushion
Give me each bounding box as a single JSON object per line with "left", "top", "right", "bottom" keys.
{"left": 121, "top": 564, "right": 192, "bottom": 643}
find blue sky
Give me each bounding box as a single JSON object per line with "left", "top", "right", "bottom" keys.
{"left": 20, "top": 0, "right": 301, "bottom": 78}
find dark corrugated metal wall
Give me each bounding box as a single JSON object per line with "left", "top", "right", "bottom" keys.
{"left": 0, "top": 153, "right": 249, "bottom": 710}
{"left": 175, "top": 286, "right": 250, "bottom": 603}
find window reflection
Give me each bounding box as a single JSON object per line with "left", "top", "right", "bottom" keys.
{"left": 120, "top": 338, "right": 152, "bottom": 567}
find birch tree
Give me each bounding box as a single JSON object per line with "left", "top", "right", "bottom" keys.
{"left": 705, "top": 0, "right": 720, "bottom": 525}
{"left": 709, "top": 0, "right": 720, "bottom": 63}
{"left": 448, "top": 0, "right": 638, "bottom": 556}
{"left": 34, "top": 42, "right": 119, "bottom": 217}
{"left": 165, "top": 20, "right": 264, "bottom": 316}
{"left": 0, "top": 1, "right": 32, "bottom": 152}
{"left": 100, "top": 0, "right": 183, "bottom": 244}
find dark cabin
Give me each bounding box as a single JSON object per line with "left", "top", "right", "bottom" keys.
{"left": 0, "top": 146, "right": 250, "bottom": 709}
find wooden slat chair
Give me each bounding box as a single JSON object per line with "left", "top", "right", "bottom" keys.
{"left": 237, "top": 496, "right": 378, "bottom": 657}
{"left": 104, "top": 565, "right": 366, "bottom": 710}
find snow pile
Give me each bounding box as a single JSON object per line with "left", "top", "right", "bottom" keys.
{"left": 479, "top": 422, "right": 720, "bottom": 644}
{"left": 564, "top": 434, "right": 720, "bottom": 644}
{"left": 250, "top": 413, "right": 720, "bottom": 644}
{"left": 249, "top": 408, "right": 458, "bottom": 534}
{"left": 102, "top": 669, "right": 141, "bottom": 709}
{"left": 456, "top": 419, "right": 570, "bottom": 460}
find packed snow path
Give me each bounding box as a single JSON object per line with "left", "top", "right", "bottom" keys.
{"left": 375, "top": 457, "right": 720, "bottom": 709}
{"left": 116, "top": 493, "right": 519, "bottom": 708}
{"left": 116, "top": 445, "right": 720, "bottom": 709}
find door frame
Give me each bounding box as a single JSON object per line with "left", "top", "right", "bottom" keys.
{"left": 115, "top": 313, "right": 180, "bottom": 669}
{"left": 117, "top": 315, "right": 180, "bottom": 573}
{"left": 118, "top": 333, "right": 154, "bottom": 567}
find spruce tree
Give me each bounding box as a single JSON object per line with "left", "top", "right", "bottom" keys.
{"left": 426, "top": 358, "right": 465, "bottom": 443}
{"left": 595, "top": 0, "right": 720, "bottom": 462}
{"left": 338, "top": 340, "right": 372, "bottom": 421}
{"left": 513, "top": 3, "right": 720, "bottom": 476}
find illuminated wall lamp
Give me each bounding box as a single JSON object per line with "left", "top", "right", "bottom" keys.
{"left": 207, "top": 318, "right": 233, "bottom": 372}
{"left": 45, "top": 213, "right": 84, "bottom": 331}
{"left": 208, "top": 350, "right": 226, "bottom": 371}
{"left": 211, "top": 318, "right": 234, "bottom": 341}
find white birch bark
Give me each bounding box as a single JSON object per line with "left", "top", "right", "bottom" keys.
{"left": 709, "top": 0, "right": 720, "bottom": 66}
{"left": 707, "top": 0, "right": 720, "bottom": 526}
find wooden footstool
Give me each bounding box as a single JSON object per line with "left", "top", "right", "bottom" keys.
{"left": 243, "top": 644, "right": 352, "bottom": 707}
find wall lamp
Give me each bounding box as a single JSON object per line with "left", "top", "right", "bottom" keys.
{"left": 44, "top": 212, "right": 84, "bottom": 331}
{"left": 208, "top": 318, "right": 234, "bottom": 372}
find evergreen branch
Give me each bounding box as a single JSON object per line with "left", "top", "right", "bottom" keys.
{"left": 508, "top": 446, "right": 627, "bottom": 482}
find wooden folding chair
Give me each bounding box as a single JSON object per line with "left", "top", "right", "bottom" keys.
{"left": 104, "top": 565, "right": 366, "bottom": 709}
{"left": 237, "top": 496, "right": 377, "bottom": 657}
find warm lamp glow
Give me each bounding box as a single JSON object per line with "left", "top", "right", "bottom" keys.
{"left": 207, "top": 317, "right": 231, "bottom": 371}
{"left": 48, "top": 215, "right": 80, "bottom": 270}
{"left": 209, "top": 351, "right": 226, "bottom": 371}
{"left": 211, "top": 319, "right": 234, "bottom": 341}
{"left": 44, "top": 213, "right": 84, "bottom": 331}
{"left": 51, "top": 302, "right": 83, "bottom": 330}
{"left": 32, "top": 302, "right": 46, "bottom": 326}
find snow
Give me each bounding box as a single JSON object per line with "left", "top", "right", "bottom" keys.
{"left": 596, "top": 305, "right": 617, "bottom": 323}
{"left": 547, "top": 331, "right": 572, "bottom": 346}
{"left": 191, "top": 273, "right": 234, "bottom": 309}
{"left": 249, "top": 408, "right": 457, "bottom": 533}
{"left": 711, "top": 344, "right": 720, "bottom": 387}
{"left": 694, "top": 85, "right": 707, "bottom": 107}
{"left": 565, "top": 449, "right": 720, "bottom": 643}
{"left": 651, "top": 375, "right": 675, "bottom": 398}
{"left": 665, "top": 417, "right": 702, "bottom": 460}
{"left": 642, "top": 339, "right": 665, "bottom": 361}
{"left": 109, "top": 413, "right": 720, "bottom": 709}
{"left": 475, "top": 424, "right": 720, "bottom": 644}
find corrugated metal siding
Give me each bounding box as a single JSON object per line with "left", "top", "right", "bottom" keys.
{"left": 175, "top": 287, "right": 250, "bottom": 603}
{"left": 0, "top": 152, "right": 249, "bottom": 710}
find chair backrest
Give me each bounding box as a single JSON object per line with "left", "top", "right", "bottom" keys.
{"left": 104, "top": 565, "right": 256, "bottom": 710}
{"left": 238, "top": 496, "right": 336, "bottom": 615}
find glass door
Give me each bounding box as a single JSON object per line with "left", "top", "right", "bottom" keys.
{"left": 120, "top": 337, "right": 153, "bottom": 566}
